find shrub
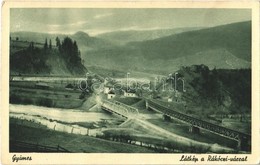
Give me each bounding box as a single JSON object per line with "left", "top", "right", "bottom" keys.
{"left": 10, "top": 94, "right": 21, "bottom": 104}
{"left": 37, "top": 98, "right": 53, "bottom": 107}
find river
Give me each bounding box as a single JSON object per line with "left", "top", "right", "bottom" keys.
{"left": 10, "top": 104, "right": 117, "bottom": 136}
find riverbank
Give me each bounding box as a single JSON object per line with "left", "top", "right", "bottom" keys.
{"left": 9, "top": 104, "right": 124, "bottom": 136}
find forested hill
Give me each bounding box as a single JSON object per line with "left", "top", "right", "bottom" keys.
{"left": 10, "top": 37, "right": 87, "bottom": 76}
{"left": 159, "top": 65, "right": 251, "bottom": 116}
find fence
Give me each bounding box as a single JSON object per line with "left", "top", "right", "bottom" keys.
{"left": 10, "top": 140, "right": 71, "bottom": 153}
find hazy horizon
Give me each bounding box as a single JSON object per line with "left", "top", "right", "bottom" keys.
{"left": 11, "top": 8, "right": 251, "bottom": 36}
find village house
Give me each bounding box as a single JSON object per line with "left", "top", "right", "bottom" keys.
{"left": 168, "top": 97, "right": 173, "bottom": 102}
{"left": 107, "top": 90, "right": 116, "bottom": 99}
{"left": 104, "top": 86, "right": 112, "bottom": 94}
{"left": 104, "top": 81, "right": 115, "bottom": 94}
{"left": 123, "top": 89, "right": 137, "bottom": 98}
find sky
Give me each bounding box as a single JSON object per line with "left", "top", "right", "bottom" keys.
{"left": 10, "top": 8, "right": 251, "bottom": 36}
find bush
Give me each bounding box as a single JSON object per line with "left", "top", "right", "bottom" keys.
{"left": 65, "top": 84, "right": 74, "bottom": 89}
{"left": 10, "top": 94, "right": 21, "bottom": 104}
{"left": 22, "top": 98, "right": 33, "bottom": 105}
{"left": 37, "top": 98, "right": 53, "bottom": 107}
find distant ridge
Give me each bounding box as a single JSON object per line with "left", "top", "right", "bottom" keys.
{"left": 10, "top": 31, "right": 114, "bottom": 52}
{"left": 84, "top": 21, "right": 251, "bottom": 73}
{"left": 10, "top": 21, "right": 251, "bottom": 74}
{"left": 97, "top": 27, "right": 204, "bottom": 45}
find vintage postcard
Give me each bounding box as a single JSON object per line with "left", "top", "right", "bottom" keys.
{"left": 1, "top": 0, "right": 260, "bottom": 164}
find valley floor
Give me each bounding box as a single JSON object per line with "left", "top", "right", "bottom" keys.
{"left": 8, "top": 75, "right": 251, "bottom": 153}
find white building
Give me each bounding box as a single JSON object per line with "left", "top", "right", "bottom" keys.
{"left": 104, "top": 87, "right": 111, "bottom": 94}
{"left": 107, "top": 90, "right": 116, "bottom": 99}
{"left": 168, "top": 98, "right": 173, "bottom": 102}
{"left": 123, "top": 90, "right": 137, "bottom": 98}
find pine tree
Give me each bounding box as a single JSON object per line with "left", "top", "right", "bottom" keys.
{"left": 56, "top": 37, "right": 61, "bottom": 51}
{"left": 49, "top": 39, "right": 52, "bottom": 49}
{"left": 44, "top": 38, "right": 48, "bottom": 50}
{"left": 60, "top": 37, "right": 81, "bottom": 65}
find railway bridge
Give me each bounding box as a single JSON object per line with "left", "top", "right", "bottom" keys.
{"left": 146, "top": 99, "right": 251, "bottom": 151}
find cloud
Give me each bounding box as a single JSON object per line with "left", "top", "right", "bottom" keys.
{"left": 48, "top": 20, "right": 88, "bottom": 28}
{"left": 94, "top": 13, "right": 113, "bottom": 19}
{"left": 88, "top": 26, "right": 168, "bottom": 36}
{"left": 116, "top": 26, "right": 166, "bottom": 32}
{"left": 73, "top": 21, "right": 89, "bottom": 26}
{"left": 87, "top": 29, "right": 114, "bottom": 36}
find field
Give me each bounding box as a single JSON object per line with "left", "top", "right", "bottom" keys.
{"left": 10, "top": 118, "right": 155, "bottom": 153}
{"left": 10, "top": 80, "right": 85, "bottom": 109}
{"left": 10, "top": 40, "right": 45, "bottom": 54}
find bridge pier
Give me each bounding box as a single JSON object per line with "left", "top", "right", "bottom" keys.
{"left": 145, "top": 100, "right": 149, "bottom": 110}
{"left": 189, "top": 125, "right": 200, "bottom": 134}
{"left": 163, "top": 114, "right": 171, "bottom": 121}
{"left": 237, "top": 136, "right": 251, "bottom": 151}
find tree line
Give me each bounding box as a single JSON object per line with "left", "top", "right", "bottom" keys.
{"left": 180, "top": 65, "right": 251, "bottom": 115}
{"left": 10, "top": 36, "right": 85, "bottom": 74}
{"left": 44, "top": 36, "right": 82, "bottom": 66}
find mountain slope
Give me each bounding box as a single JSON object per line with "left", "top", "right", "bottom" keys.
{"left": 130, "top": 21, "right": 251, "bottom": 61}
{"left": 96, "top": 27, "right": 203, "bottom": 45}
{"left": 72, "top": 31, "right": 114, "bottom": 51}
{"left": 84, "top": 21, "right": 251, "bottom": 73}
{"left": 153, "top": 49, "right": 251, "bottom": 70}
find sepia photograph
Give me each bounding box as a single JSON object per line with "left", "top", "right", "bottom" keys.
{"left": 1, "top": 1, "right": 260, "bottom": 164}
